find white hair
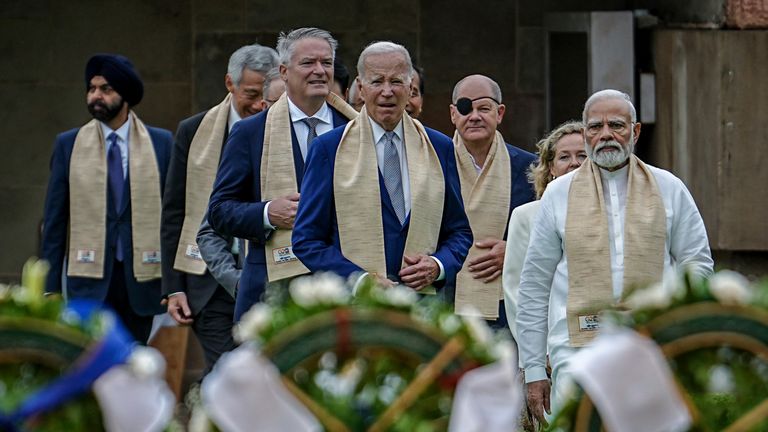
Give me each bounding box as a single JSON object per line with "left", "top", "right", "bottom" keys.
{"left": 227, "top": 44, "right": 278, "bottom": 87}
{"left": 582, "top": 89, "right": 637, "bottom": 123}
{"left": 356, "top": 41, "right": 413, "bottom": 83}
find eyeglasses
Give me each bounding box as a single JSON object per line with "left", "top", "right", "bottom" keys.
{"left": 585, "top": 120, "right": 633, "bottom": 137}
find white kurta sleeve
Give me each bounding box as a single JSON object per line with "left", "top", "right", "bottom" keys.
{"left": 668, "top": 178, "right": 714, "bottom": 279}
{"left": 517, "top": 194, "right": 562, "bottom": 383}
{"left": 502, "top": 203, "right": 535, "bottom": 341}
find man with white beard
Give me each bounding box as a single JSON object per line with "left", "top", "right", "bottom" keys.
{"left": 516, "top": 89, "right": 713, "bottom": 426}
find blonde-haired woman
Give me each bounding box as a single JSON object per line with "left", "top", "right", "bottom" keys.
{"left": 503, "top": 121, "right": 586, "bottom": 339}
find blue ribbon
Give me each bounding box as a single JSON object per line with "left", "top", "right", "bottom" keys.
{"left": 0, "top": 300, "right": 135, "bottom": 431}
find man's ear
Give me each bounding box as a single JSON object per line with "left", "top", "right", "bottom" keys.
{"left": 225, "top": 74, "right": 236, "bottom": 93}
{"left": 497, "top": 103, "right": 506, "bottom": 124}
{"left": 449, "top": 104, "right": 458, "bottom": 126}
{"left": 633, "top": 122, "right": 642, "bottom": 143}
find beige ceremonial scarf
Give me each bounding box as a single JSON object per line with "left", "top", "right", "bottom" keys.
{"left": 173, "top": 93, "right": 232, "bottom": 274}
{"left": 565, "top": 155, "right": 666, "bottom": 347}
{"left": 260, "top": 92, "right": 357, "bottom": 281}
{"left": 453, "top": 131, "right": 511, "bottom": 319}
{"left": 333, "top": 110, "right": 444, "bottom": 284}
{"left": 68, "top": 113, "right": 162, "bottom": 282}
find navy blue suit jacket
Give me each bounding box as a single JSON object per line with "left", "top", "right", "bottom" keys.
{"left": 42, "top": 123, "right": 172, "bottom": 316}
{"left": 208, "top": 105, "right": 350, "bottom": 320}
{"left": 291, "top": 124, "right": 473, "bottom": 293}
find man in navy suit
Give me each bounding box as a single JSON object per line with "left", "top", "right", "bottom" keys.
{"left": 42, "top": 54, "right": 171, "bottom": 343}
{"left": 449, "top": 74, "right": 537, "bottom": 329}
{"left": 208, "top": 28, "right": 353, "bottom": 321}
{"left": 292, "top": 42, "right": 472, "bottom": 294}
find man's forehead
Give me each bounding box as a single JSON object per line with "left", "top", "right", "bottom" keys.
{"left": 89, "top": 75, "right": 109, "bottom": 86}
{"left": 586, "top": 98, "right": 631, "bottom": 118}
{"left": 292, "top": 38, "right": 333, "bottom": 59}
{"left": 456, "top": 77, "right": 494, "bottom": 98}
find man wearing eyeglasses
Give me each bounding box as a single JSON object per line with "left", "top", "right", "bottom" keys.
{"left": 448, "top": 74, "right": 536, "bottom": 329}
{"left": 516, "top": 89, "right": 714, "bottom": 426}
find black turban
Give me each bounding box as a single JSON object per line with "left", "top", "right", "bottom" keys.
{"left": 85, "top": 54, "right": 144, "bottom": 107}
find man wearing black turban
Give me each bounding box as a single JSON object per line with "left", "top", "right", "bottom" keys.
{"left": 41, "top": 54, "right": 173, "bottom": 344}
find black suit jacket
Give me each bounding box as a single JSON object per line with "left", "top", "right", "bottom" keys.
{"left": 161, "top": 109, "right": 231, "bottom": 315}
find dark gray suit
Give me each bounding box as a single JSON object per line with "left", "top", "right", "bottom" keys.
{"left": 160, "top": 108, "right": 236, "bottom": 373}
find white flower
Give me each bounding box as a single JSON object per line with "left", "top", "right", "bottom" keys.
{"left": 707, "top": 364, "right": 735, "bottom": 393}
{"left": 462, "top": 313, "right": 493, "bottom": 347}
{"left": 234, "top": 303, "right": 273, "bottom": 342}
{"left": 128, "top": 346, "right": 166, "bottom": 380}
{"left": 490, "top": 339, "right": 517, "bottom": 363}
{"left": 377, "top": 285, "right": 418, "bottom": 307}
{"left": 188, "top": 405, "right": 213, "bottom": 432}
{"left": 289, "top": 273, "right": 349, "bottom": 308}
{"left": 439, "top": 314, "right": 462, "bottom": 334}
{"left": 625, "top": 282, "right": 672, "bottom": 310}
{"left": 709, "top": 270, "right": 753, "bottom": 306}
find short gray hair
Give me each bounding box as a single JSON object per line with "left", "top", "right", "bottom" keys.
{"left": 356, "top": 41, "right": 413, "bottom": 83}
{"left": 227, "top": 44, "right": 278, "bottom": 88}
{"left": 582, "top": 89, "right": 637, "bottom": 123}
{"left": 262, "top": 67, "right": 282, "bottom": 98}
{"left": 277, "top": 27, "right": 337, "bottom": 66}
{"left": 451, "top": 74, "right": 502, "bottom": 104}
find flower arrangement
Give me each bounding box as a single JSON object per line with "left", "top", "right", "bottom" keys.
{"left": 196, "top": 273, "right": 511, "bottom": 431}
{"left": 547, "top": 270, "right": 768, "bottom": 432}
{"left": 0, "top": 258, "right": 174, "bottom": 432}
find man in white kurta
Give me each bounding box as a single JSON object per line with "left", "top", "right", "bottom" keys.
{"left": 516, "top": 89, "right": 713, "bottom": 424}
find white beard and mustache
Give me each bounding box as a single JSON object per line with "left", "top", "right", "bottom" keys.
{"left": 585, "top": 131, "right": 634, "bottom": 169}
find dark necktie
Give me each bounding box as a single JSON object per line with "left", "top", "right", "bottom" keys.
{"left": 382, "top": 131, "right": 406, "bottom": 224}
{"left": 302, "top": 117, "right": 321, "bottom": 148}
{"left": 107, "top": 133, "right": 125, "bottom": 261}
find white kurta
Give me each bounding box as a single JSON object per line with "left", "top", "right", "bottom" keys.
{"left": 516, "top": 163, "right": 713, "bottom": 406}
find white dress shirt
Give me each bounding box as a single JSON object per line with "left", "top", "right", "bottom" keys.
{"left": 516, "top": 163, "right": 713, "bottom": 398}
{"left": 287, "top": 97, "right": 333, "bottom": 161}
{"left": 227, "top": 99, "right": 242, "bottom": 134}
{"left": 100, "top": 115, "right": 131, "bottom": 178}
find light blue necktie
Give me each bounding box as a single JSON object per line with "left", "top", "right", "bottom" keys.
{"left": 382, "top": 131, "right": 405, "bottom": 224}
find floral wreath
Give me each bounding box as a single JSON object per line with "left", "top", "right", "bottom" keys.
{"left": 547, "top": 270, "right": 768, "bottom": 432}
{"left": 0, "top": 259, "right": 174, "bottom": 432}
{"left": 192, "top": 273, "right": 516, "bottom": 431}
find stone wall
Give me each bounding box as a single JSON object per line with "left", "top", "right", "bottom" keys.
{"left": 1, "top": 0, "right": 765, "bottom": 279}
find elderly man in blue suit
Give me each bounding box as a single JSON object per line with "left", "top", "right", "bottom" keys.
{"left": 208, "top": 27, "right": 357, "bottom": 321}
{"left": 42, "top": 54, "right": 172, "bottom": 343}
{"left": 448, "top": 74, "right": 537, "bottom": 329}
{"left": 292, "top": 41, "right": 472, "bottom": 295}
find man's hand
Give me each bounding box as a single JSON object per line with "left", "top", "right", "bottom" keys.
{"left": 526, "top": 379, "right": 551, "bottom": 427}
{"left": 468, "top": 238, "right": 506, "bottom": 282}
{"left": 268, "top": 192, "right": 301, "bottom": 229}
{"left": 399, "top": 254, "right": 439, "bottom": 290}
{"left": 166, "top": 292, "right": 193, "bottom": 325}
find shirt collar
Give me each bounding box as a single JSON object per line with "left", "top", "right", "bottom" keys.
{"left": 100, "top": 113, "right": 131, "bottom": 144}
{"left": 368, "top": 117, "right": 404, "bottom": 145}
{"left": 228, "top": 97, "right": 242, "bottom": 133}
{"left": 599, "top": 161, "right": 630, "bottom": 180}
{"left": 287, "top": 96, "right": 332, "bottom": 125}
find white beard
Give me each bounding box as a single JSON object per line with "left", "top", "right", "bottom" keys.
{"left": 585, "top": 132, "right": 634, "bottom": 169}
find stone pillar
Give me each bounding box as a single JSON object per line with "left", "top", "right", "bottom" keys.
{"left": 727, "top": 0, "right": 768, "bottom": 28}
